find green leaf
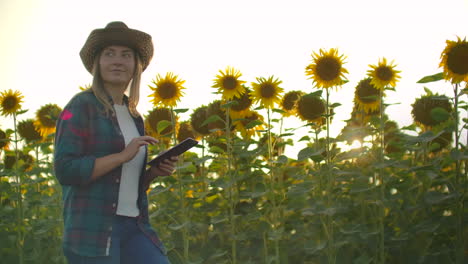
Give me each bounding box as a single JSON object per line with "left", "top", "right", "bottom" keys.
{"left": 221, "top": 101, "right": 238, "bottom": 108}
{"left": 245, "top": 120, "right": 264, "bottom": 129}
{"left": 423, "top": 87, "right": 433, "bottom": 95}
{"left": 157, "top": 120, "right": 172, "bottom": 134}
{"left": 430, "top": 107, "right": 450, "bottom": 122}
{"left": 272, "top": 108, "right": 286, "bottom": 114}
{"left": 307, "top": 90, "right": 323, "bottom": 97}
{"left": 417, "top": 72, "right": 443, "bottom": 83}
{"left": 330, "top": 102, "right": 342, "bottom": 108}
{"left": 297, "top": 147, "right": 323, "bottom": 161}
{"left": 168, "top": 221, "right": 189, "bottom": 230}
{"left": 173, "top": 108, "right": 189, "bottom": 113}
{"left": 450, "top": 149, "right": 468, "bottom": 160}
{"left": 201, "top": 114, "right": 224, "bottom": 127}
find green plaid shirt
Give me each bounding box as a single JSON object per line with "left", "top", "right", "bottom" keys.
{"left": 54, "top": 90, "right": 165, "bottom": 257}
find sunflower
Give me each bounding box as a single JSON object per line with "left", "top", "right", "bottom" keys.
{"left": 367, "top": 58, "right": 401, "bottom": 90}
{"left": 35, "top": 104, "right": 62, "bottom": 137}
{"left": 251, "top": 76, "right": 284, "bottom": 108}
{"left": 3, "top": 151, "right": 34, "bottom": 171}
{"left": 233, "top": 110, "right": 265, "bottom": 139}
{"left": 305, "top": 48, "right": 348, "bottom": 89}
{"left": 354, "top": 78, "right": 381, "bottom": 113}
{"left": 0, "top": 89, "right": 24, "bottom": 117}
{"left": 296, "top": 93, "right": 326, "bottom": 125}
{"left": 440, "top": 37, "right": 468, "bottom": 83}
{"left": 206, "top": 100, "right": 230, "bottom": 133}
{"left": 145, "top": 108, "right": 178, "bottom": 140}
{"left": 190, "top": 105, "right": 211, "bottom": 136}
{"left": 212, "top": 67, "right": 246, "bottom": 100}
{"left": 0, "top": 129, "right": 10, "bottom": 150}
{"left": 177, "top": 121, "right": 199, "bottom": 143}
{"left": 411, "top": 94, "right": 452, "bottom": 128}
{"left": 18, "top": 119, "right": 43, "bottom": 143}
{"left": 229, "top": 88, "right": 253, "bottom": 119}
{"left": 149, "top": 72, "right": 186, "bottom": 107}
{"left": 281, "top": 90, "right": 304, "bottom": 117}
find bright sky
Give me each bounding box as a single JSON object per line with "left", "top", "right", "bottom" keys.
{"left": 1, "top": 0, "right": 467, "bottom": 154}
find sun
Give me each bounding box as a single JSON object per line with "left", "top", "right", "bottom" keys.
{"left": 212, "top": 66, "right": 246, "bottom": 100}
{"left": 367, "top": 57, "right": 401, "bottom": 90}
{"left": 305, "top": 48, "right": 348, "bottom": 89}
{"left": 0, "top": 89, "right": 24, "bottom": 117}
{"left": 149, "top": 72, "right": 186, "bottom": 107}
{"left": 251, "top": 76, "right": 284, "bottom": 109}
{"left": 440, "top": 36, "right": 468, "bottom": 83}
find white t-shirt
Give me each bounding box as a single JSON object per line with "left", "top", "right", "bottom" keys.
{"left": 114, "top": 104, "right": 145, "bottom": 217}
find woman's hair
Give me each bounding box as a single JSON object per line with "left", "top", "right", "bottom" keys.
{"left": 90, "top": 49, "right": 143, "bottom": 118}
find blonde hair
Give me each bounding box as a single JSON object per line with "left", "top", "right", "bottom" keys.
{"left": 90, "top": 49, "right": 143, "bottom": 118}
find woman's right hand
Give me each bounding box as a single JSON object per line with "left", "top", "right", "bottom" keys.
{"left": 119, "top": 136, "right": 158, "bottom": 163}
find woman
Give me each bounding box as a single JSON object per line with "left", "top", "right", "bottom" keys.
{"left": 54, "top": 21, "right": 175, "bottom": 264}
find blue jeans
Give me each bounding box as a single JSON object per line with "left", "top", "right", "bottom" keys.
{"left": 64, "top": 215, "right": 170, "bottom": 264}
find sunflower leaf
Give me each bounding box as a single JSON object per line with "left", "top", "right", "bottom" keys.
{"left": 245, "top": 120, "right": 264, "bottom": 129}
{"left": 157, "top": 120, "right": 172, "bottom": 134}
{"left": 173, "top": 108, "right": 189, "bottom": 113}
{"left": 221, "top": 101, "right": 238, "bottom": 108}
{"left": 272, "top": 108, "right": 286, "bottom": 114}
{"left": 16, "top": 109, "right": 28, "bottom": 115}
{"left": 330, "top": 103, "right": 342, "bottom": 108}
{"left": 423, "top": 87, "right": 433, "bottom": 95}
{"left": 307, "top": 90, "right": 323, "bottom": 97}
{"left": 297, "top": 147, "right": 323, "bottom": 161}
{"left": 201, "top": 115, "right": 224, "bottom": 127}
{"left": 430, "top": 107, "right": 450, "bottom": 122}
{"left": 417, "top": 72, "right": 444, "bottom": 83}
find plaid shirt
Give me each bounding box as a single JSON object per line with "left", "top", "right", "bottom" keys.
{"left": 54, "top": 90, "right": 165, "bottom": 257}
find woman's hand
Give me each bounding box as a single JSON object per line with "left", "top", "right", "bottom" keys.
{"left": 149, "top": 156, "right": 179, "bottom": 177}
{"left": 120, "top": 136, "right": 158, "bottom": 163}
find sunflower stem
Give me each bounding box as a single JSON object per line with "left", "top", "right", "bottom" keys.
{"left": 378, "top": 89, "right": 386, "bottom": 264}
{"left": 267, "top": 108, "right": 280, "bottom": 264}
{"left": 226, "top": 105, "right": 237, "bottom": 264}
{"left": 170, "top": 107, "right": 189, "bottom": 263}
{"left": 325, "top": 88, "right": 335, "bottom": 264}
{"left": 13, "top": 113, "right": 24, "bottom": 264}
{"left": 453, "top": 83, "right": 464, "bottom": 264}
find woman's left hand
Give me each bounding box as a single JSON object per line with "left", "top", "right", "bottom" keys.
{"left": 149, "top": 156, "right": 178, "bottom": 177}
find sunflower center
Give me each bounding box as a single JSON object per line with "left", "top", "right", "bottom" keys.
{"left": 158, "top": 82, "right": 178, "bottom": 99}
{"left": 260, "top": 84, "right": 276, "bottom": 98}
{"left": 316, "top": 57, "right": 341, "bottom": 81}
{"left": 447, "top": 43, "right": 468, "bottom": 75}
{"left": 298, "top": 95, "right": 325, "bottom": 121}
{"left": 2, "top": 96, "right": 19, "bottom": 111}
{"left": 282, "top": 92, "right": 301, "bottom": 111}
{"left": 376, "top": 66, "right": 394, "bottom": 81}
{"left": 232, "top": 92, "right": 252, "bottom": 111}
{"left": 222, "top": 76, "right": 238, "bottom": 90}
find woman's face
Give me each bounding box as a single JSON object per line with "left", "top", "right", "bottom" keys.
{"left": 99, "top": 45, "right": 135, "bottom": 86}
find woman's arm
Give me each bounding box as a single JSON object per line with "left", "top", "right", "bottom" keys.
{"left": 89, "top": 136, "right": 158, "bottom": 182}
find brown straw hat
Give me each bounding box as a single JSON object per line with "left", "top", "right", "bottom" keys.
{"left": 80, "top": 21, "right": 154, "bottom": 73}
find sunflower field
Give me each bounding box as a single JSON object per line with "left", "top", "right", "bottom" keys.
{"left": 0, "top": 38, "right": 467, "bottom": 264}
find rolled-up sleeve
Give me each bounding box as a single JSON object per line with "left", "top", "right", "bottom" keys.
{"left": 54, "top": 97, "right": 95, "bottom": 186}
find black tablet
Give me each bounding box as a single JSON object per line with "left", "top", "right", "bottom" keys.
{"left": 147, "top": 138, "right": 199, "bottom": 167}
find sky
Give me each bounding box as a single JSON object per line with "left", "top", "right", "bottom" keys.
{"left": 1, "top": 0, "right": 467, "bottom": 155}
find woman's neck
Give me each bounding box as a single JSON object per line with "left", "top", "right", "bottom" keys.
{"left": 104, "top": 83, "right": 127, "bottom": 105}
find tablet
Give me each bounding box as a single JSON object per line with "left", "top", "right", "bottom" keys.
{"left": 147, "top": 138, "right": 199, "bottom": 167}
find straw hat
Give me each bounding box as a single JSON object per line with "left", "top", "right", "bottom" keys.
{"left": 80, "top": 21, "right": 154, "bottom": 73}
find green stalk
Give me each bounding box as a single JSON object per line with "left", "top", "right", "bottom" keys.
{"left": 13, "top": 113, "right": 24, "bottom": 264}
{"left": 325, "top": 88, "right": 335, "bottom": 264}
{"left": 170, "top": 108, "right": 189, "bottom": 263}
{"left": 267, "top": 108, "right": 280, "bottom": 264}
{"left": 225, "top": 105, "right": 237, "bottom": 264}
{"left": 378, "top": 89, "right": 385, "bottom": 264}
{"left": 453, "top": 83, "right": 464, "bottom": 264}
